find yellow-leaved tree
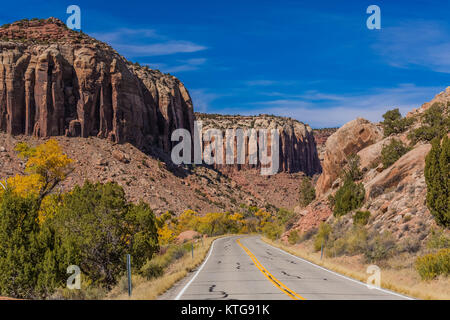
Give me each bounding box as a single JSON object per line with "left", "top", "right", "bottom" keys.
{"left": 1, "top": 139, "right": 73, "bottom": 223}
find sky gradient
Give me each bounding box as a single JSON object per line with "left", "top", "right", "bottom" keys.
{"left": 1, "top": 0, "right": 449, "bottom": 128}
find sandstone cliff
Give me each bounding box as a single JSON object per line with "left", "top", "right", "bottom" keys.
{"left": 195, "top": 113, "right": 322, "bottom": 176}
{"left": 0, "top": 18, "right": 193, "bottom": 153}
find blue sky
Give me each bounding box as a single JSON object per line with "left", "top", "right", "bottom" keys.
{"left": 1, "top": 0, "right": 449, "bottom": 127}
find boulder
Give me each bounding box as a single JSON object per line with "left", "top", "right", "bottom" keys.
{"left": 315, "top": 118, "right": 383, "bottom": 195}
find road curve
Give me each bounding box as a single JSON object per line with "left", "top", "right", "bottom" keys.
{"left": 162, "top": 236, "right": 411, "bottom": 300}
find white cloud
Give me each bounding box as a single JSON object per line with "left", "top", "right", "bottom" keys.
{"left": 145, "top": 58, "right": 207, "bottom": 73}
{"left": 373, "top": 20, "right": 450, "bottom": 73}
{"left": 91, "top": 29, "right": 206, "bottom": 57}
{"left": 224, "top": 84, "right": 445, "bottom": 128}
{"left": 190, "top": 89, "right": 222, "bottom": 113}
{"left": 91, "top": 28, "right": 159, "bottom": 43}
{"left": 114, "top": 41, "right": 206, "bottom": 57}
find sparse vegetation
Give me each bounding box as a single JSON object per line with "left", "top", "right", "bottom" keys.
{"left": 381, "top": 139, "right": 411, "bottom": 169}
{"left": 381, "top": 108, "right": 414, "bottom": 137}
{"left": 288, "top": 230, "right": 300, "bottom": 244}
{"left": 353, "top": 210, "right": 370, "bottom": 226}
{"left": 409, "top": 103, "right": 449, "bottom": 144}
{"left": 332, "top": 178, "right": 365, "bottom": 217}
{"left": 298, "top": 177, "right": 316, "bottom": 207}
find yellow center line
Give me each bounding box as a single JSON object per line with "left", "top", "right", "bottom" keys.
{"left": 236, "top": 238, "right": 306, "bottom": 300}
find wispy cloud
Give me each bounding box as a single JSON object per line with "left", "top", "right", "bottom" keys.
{"left": 146, "top": 58, "right": 207, "bottom": 73}
{"left": 245, "top": 80, "right": 278, "bottom": 86}
{"left": 222, "top": 84, "right": 444, "bottom": 128}
{"left": 91, "top": 29, "right": 206, "bottom": 57}
{"left": 373, "top": 20, "right": 450, "bottom": 73}
{"left": 91, "top": 28, "right": 159, "bottom": 43}
{"left": 190, "top": 89, "right": 223, "bottom": 113}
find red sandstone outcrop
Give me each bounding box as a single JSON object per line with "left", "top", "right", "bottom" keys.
{"left": 0, "top": 18, "right": 194, "bottom": 153}
{"left": 315, "top": 118, "right": 383, "bottom": 195}
{"left": 195, "top": 113, "right": 321, "bottom": 175}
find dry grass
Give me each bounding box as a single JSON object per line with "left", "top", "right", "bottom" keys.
{"left": 262, "top": 237, "right": 450, "bottom": 300}
{"left": 107, "top": 236, "right": 219, "bottom": 300}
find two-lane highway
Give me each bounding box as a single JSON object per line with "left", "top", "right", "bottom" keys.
{"left": 162, "top": 236, "right": 410, "bottom": 300}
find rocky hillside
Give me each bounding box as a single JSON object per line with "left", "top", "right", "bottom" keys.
{"left": 288, "top": 87, "right": 450, "bottom": 242}
{"left": 195, "top": 113, "right": 321, "bottom": 175}
{"left": 0, "top": 18, "right": 193, "bottom": 153}
{"left": 0, "top": 132, "right": 268, "bottom": 215}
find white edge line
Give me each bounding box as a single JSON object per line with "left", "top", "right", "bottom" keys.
{"left": 174, "top": 237, "right": 218, "bottom": 300}
{"left": 262, "top": 239, "right": 414, "bottom": 300}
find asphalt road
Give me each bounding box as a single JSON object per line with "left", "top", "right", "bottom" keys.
{"left": 163, "top": 236, "right": 411, "bottom": 300}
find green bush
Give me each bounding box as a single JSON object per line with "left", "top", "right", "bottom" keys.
{"left": 381, "top": 108, "right": 414, "bottom": 137}
{"left": 262, "top": 222, "right": 283, "bottom": 240}
{"left": 45, "top": 181, "right": 159, "bottom": 290}
{"left": 288, "top": 230, "right": 300, "bottom": 245}
{"left": 425, "top": 136, "right": 449, "bottom": 227}
{"left": 408, "top": 103, "right": 449, "bottom": 144}
{"left": 363, "top": 232, "right": 396, "bottom": 262}
{"left": 381, "top": 139, "right": 411, "bottom": 169}
{"left": 0, "top": 191, "right": 50, "bottom": 299}
{"left": 314, "top": 223, "right": 332, "bottom": 251}
{"left": 427, "top": 229, "right": 450, "bottom": 250}
{"left": 353, "top": 210, "right": 370, "bottom": 225}
{"left": 415, "top": 249, "right": 450, "bottom": 280}
{"left": 341, "top": 154, "right": 363, "bottom": 181}
{"left": 333, "top": 178, "right": 365, "bottom": 217}
{"left": 140, "top": 243, "right": 191, "bottom": 279}
{"left": 298, "top": 177, "right": 316, "bottom": 207}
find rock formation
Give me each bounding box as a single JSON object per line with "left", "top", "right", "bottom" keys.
{"left": 0, "top": 18, "right": 194, "bottom": 153}
{"left": 315, "top": 118, "right": 383, "bottom": 195}
{"left": 195, "top": 113, "right": 322, "bottom": 175}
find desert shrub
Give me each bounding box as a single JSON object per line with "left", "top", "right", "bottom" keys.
{"left": 333, "top": 178, "right": 365, "bottom": 217}
{"left": 425, "top": 136, "right": 449, "bottom": 227}
{"left": 44, "top": 181, "right": 159, "bottom": 290}
{"left": 415, "top": 249, "right": 450, "bottom": 280}
{"left": 381, "top": 139, "right": 411, "bottom": 169}
{"left": 363, "top": 232, "right": 397, "bottom": 262}
{"left": 341, "top": 154, "right": 363, "bottom": 181}
{"left": 381, "top": 108, "right": 414, "bottom": 137}
{"left": 298, "top": 177, "right": 315, "bottom": 207}
{"left": 398, "top": 237, "right": 421, "bottom": 254}
{"left": 324, "top": 224, "right": 368, "bottom": 257}
{"left": 0, "top": 191, "right": 50, "bottom": 299}
{"left": 314, "top": 223, "right": 332, "bottom": 251}
{"left": 299, "top": 228, "right": 317, "bottom": 242}
{"left": 288, "top": 230, "right": 300, "bottom": 245}
{"left": 140, "top": 243, "right": 191, "bottom": 280}
{"left": 275, "top": 208, "right": 296, "bottom": 225}
{"left": 262, "top": 222, "right": 283, "bottom": 240}
{"left": 408, "top": 103, "right": 449, "bottom": 144}
{"left": 353, "top": 210, "right": 370, "bottom": 226}
{"left": 427, "top": 229, "right": 450, "bottom": 249}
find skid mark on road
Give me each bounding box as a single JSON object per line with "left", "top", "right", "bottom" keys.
{"left": 237, "top": 238, "right": 306, "bottom": 300}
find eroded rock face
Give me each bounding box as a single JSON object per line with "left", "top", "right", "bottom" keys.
{"left": 0, "top": 18, "right": 194, "bottom": 153}
{"left": 315, "top": 118, "right": 383, "bottom": 195}
{"left": 195, "top": 113, "right": 322, "bottom": 175}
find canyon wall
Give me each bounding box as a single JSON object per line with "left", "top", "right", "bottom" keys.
{"left": 195, "top": 113, "right": 322, "bottom": 175}
{"left": 0, "top": 18, "right": 194, "bottom": 153}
